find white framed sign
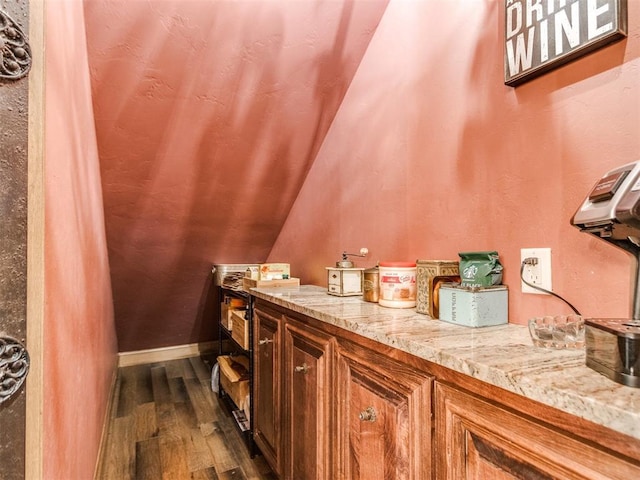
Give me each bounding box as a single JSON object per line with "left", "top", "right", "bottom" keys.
{"left": 504, "top": 0, "right": 627, "bottom": 86}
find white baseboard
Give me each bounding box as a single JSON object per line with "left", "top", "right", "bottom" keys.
{"left": 118, "top": 341, "right": 218, "bottom": 367}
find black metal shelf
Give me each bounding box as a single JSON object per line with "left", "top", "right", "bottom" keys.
{"left": 219, "top": 323, "right": 249, "bottom": 353}
{"left": 217, "top": 286, "right": 257, "bottom": 457}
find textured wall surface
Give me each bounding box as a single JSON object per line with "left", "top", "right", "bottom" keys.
{"left": 270, "top": 0, "right": 640, "bottom": 323}
{"left": 44, "top": 1, "right": 118, "bottom": 478}
{"left": 0, "top": 1, "right": 29, "bottom": 477}
{"left": 84, "top": 0, "right": 389, "bottom": 351}
{"left": 84, "top": 0, "right": 638, "bottom": 353}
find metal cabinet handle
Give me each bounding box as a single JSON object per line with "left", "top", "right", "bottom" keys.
{"left": 294, "top": 363, "right": 309, "bottom": 374}
{"left": 359, "top": 406, "right": 377, "bottom": 422}
{"left": 258, "top": 338, "right": 273, "bottom": 346}
{"left": 0, "top": 336, "right": 30, "bottom": 405}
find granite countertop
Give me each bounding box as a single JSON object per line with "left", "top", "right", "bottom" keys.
{"left": 251, "top": 284, "right": 640, "bottom": 442}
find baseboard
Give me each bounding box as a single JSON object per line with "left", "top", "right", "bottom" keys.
{"left": 118, "top": 341, "right": 218, "bottom": 367}
{"left": 94, "top": 365, "right": 118, "bottom": 480}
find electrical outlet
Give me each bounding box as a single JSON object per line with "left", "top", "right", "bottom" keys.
{"left": 520, "top": 248, "right": 552, "bottom": 294}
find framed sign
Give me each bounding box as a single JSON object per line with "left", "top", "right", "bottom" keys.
{"left": 504, "top": 0, "right": 627, "bottom": 86}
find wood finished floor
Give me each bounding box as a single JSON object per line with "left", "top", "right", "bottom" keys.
{"left": 96, "top": 354, "right": 276, "bottom": 480}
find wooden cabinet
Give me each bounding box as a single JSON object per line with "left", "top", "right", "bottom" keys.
{"left": 253, "top": 304, "right": 334, "bottom": 480}
{"left": 334, "top": 338, "right": 433, "bottom": 479}
{"left": 435, "top": 382, "right": 640, "bottom": 480}
{"left": 283, "top": 317, "right": 333, "bottom": 480}
{"left": 253, "top": 299, "right": 433, "bottom": 480}
{"left": 253, "top": 297, "right": 640, "bottom": 480}
{"left": 253, "top": 304, "right": 283, "bottom": 476}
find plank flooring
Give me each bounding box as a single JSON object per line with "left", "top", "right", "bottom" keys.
{"left": 96, "top": 354, "right": 277, "bottom": 480}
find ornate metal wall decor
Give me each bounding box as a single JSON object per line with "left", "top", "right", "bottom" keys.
{"left": 0, "top": 336, "right": 29, "bottom": 404}
{"left": 0, "top": 9, "right": 32, "bottom": 80}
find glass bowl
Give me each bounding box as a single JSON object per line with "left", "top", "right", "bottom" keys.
{"left": 528, "top": 315, "right": 585, "bottom": 349}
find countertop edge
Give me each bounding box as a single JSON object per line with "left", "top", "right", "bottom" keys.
{"left": 250, "top": 285, "right": 640, "bottom": 442}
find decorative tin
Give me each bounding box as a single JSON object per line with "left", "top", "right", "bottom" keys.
{"left": 416, "top": 260, "right": 460, "bottom": 317}
{"left": 438, "top": 284, "right": 508, "bottom": 327}
{"left": 363, "top": 267, "right": 379, "bottom": 303}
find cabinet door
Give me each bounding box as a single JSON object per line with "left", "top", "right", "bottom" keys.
{"left": 335, "top": 339, "right": 433, "bottom": 480}
{"left": 253, "top": 306, "right": 282, "bottom": 476}
{"left": 283, "top": 318, "right": 333, "bottom": 480}
{"left": 436, "top": 382, "right": 640, "bottom": 480}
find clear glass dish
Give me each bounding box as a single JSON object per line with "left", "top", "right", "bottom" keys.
{"left": 528, "top": 315, "right": 585, "bottom": 349}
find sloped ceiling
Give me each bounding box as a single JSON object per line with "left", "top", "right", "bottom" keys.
{"left": 84, "top": 0, "right": 388, "bottom": 351}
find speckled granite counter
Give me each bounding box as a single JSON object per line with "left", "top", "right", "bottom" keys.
{"left": 251, "top": 285, "right": 640, "bottom": 441}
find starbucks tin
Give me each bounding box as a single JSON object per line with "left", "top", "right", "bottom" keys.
{"left": 438, "top": 284, "right": 508, "bottom": 327}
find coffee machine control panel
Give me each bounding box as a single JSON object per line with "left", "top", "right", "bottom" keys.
{"left": 572, "top": 161, "right": 640, "bottom": 237}
{"left": 588, "top": 169, "right": 630, "bottom": 203}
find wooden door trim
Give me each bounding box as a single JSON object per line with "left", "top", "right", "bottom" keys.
{"left": 25, "top": 0, "right": 45, "bottom": 477}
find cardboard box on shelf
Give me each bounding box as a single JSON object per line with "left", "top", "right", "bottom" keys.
{"left": 242, "top": 277, "right": 300, "bottom": 292}
{"left": 258, "top": 263, "right": 290, "bottom": 280}
{"left": 244, "top": 266, "right": 260, "bottom": 280}
{"left": 231, "top": 309, "right": 250, "bottom": 350}
{"left": 218, "top": 355, "right": 250, "bottom": 411}
{"left": 221, "top": 295, "right": 247, "bottom": 330}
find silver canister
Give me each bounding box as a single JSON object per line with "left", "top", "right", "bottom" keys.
{"left": 363, "top": 267, "right": 379, "bottom": 303}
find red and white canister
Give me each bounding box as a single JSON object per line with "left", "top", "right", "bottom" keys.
{"left": 378, "top": 262, "right": 417, "bottom": 308}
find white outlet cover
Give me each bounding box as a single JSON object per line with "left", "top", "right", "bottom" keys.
{"left": 520, "top": 248, "right": 552, "bottom": 294}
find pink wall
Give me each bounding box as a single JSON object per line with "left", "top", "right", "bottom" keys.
{"left": 45, "top": 1, "right": 118, "bottom": 478}
{"left": 82, "top": 0, "right": 638, "bottom": 354}
{"left": 38, "top": 1, "right": 639, "bottom": 475}
{"left": 84, "top": 0, "right": 389, "bottom": 351}
{"left": 270, "top": 0, "right": 640, "bottom": 323}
